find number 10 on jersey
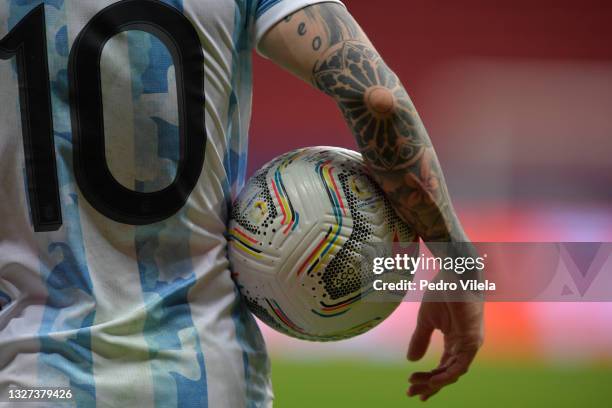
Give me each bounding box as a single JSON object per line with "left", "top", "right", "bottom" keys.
{"left": 0, "top": 1, "right": 207, "bottom": 232}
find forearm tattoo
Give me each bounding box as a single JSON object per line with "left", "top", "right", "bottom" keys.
{"left": 286, "top": 5, "right": 466, "bottom": 242}
{"left": 313, "top": 41, "right": 427, "bottom": 171}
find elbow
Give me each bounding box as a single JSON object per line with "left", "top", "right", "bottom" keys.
{"left": 364, "top": 86, "right": 398, "bottom": 117}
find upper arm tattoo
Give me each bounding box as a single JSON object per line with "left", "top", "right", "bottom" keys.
{"left": 286, "top": 4, "right": 465, "bottom": 242}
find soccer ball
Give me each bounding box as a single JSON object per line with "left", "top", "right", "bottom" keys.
{"left": 228, "top": 147, "right": 416, "bottom": 341}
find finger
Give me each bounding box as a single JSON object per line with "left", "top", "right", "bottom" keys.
{"left": 409, "top": 353, "right": 457, "bottom": 384}
{"left": 420, "top": 389, "right": 440, "bottom": 402}
{"left": 409, "top": 372, "right": 432, "bottom": 385}
{"left": 407, "top": 383, "right": 433, "bottom": 398}
{"left": 428, "top": 350, "right": 477, "bottom": 388}
{"left": 409, "top": 382, "right": 442, "bottom": 401}
{"left": 439, "top": 349, "right": 452, "bottom": 367}
{"left": 440, "top": 334, "right": 455, "bottom": 365}
{"left": 409, "top": 365, "right": 448, "bottom": 384}
{"left": 407, "top": 319, "right": 434, "bottom": 361}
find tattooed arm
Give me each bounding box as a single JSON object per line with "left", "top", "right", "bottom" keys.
{"left": 260, "top": 4, "right": 464, "bottom": 242}
{"left": 259, "top": 3, "right": 483, "bottom": 401}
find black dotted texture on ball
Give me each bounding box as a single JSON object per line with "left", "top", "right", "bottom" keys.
{"left": 321, "top": 167, "right": 376, "bottom": 300}
{"left": 231, "top": 165, "right": 278, "bottom": 235}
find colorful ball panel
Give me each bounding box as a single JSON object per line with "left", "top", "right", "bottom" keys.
{"left": 229, "top": 147, "right": 416, "bottom": 341}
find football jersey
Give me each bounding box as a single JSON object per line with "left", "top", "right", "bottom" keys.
{"left": 0, "top": 0, "right": 342, "bottom": 407}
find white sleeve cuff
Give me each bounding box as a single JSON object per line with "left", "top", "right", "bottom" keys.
{"left": 254, "top": 0, "right": 345, "bottom": 52}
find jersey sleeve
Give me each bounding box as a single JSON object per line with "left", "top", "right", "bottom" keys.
{"left": 254, "top": 0, "right": 345, "bottom": 50}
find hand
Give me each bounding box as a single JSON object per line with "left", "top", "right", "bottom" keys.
{"left": 406, "top": 294, "right": 484, "bottom": 401}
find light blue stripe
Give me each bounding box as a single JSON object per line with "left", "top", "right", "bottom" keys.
{"left": 128, "top": 1, "right": 207, "bottom": 406}
{"left": 231, "top": 287, "right": 271, "bottom": 407}
{"left": 134, "top": 215, "right": 208, "bottom": 407}
{"left": 0, "top": 290, "right": 11, "bottom": 309}
{"left": 224, "top": 0, "right": 253, "bottom": 205}
{"left": 255, "top": 0, "right": 282, "bottom": 18}
{"left": 228, "top": 2, "right": 271, "bottom": 407}
{"left": 6, "top": 1, "right": 99, "bottom": 405}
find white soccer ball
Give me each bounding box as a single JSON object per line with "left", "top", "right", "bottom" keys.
{"left": 228, "top": 147, "right": 416, "bottom": 341}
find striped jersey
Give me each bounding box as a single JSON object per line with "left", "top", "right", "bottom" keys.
{"left": 0, "top": 0, "right": 341, "bottom": 407}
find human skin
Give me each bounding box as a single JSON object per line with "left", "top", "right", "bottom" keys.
{"left": 260, "top": 3, "right": 484, "bottom": 401}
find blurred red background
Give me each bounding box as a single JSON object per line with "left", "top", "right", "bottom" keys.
{"left": 248, "top": 0, "right": 612, "bottom": 361}
{"left": 251, "top": 0, "right": 612, "bottom": 209}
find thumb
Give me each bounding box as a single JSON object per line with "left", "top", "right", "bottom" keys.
{"left": 407, "top": 319, "right": 433, "bottom": 361}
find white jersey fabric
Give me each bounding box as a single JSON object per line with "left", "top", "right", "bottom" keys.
{"left": 0, "top": 1, "right": 342, "bottom": 407}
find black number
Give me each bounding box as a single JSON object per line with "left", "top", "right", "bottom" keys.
{"left": 69, "top": 0, "right": 206, "bottom": 224}
{"left": 0, "top": 5, "right": 62, "bottom": 232}
{"left": 0, "top": 0, "right": 207, "bottom": 230}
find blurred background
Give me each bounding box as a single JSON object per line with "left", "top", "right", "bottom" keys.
{"left": 248, "top": 1, "right": 612, "bottom": 406}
